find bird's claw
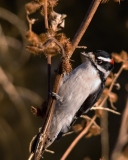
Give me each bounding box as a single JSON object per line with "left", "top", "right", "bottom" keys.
{"left": 51, "top": 92, "right": 63, "bottom": 103}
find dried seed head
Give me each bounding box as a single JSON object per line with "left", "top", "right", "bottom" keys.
{"left": 55, "top": 33, "right": 72, "bottom": 56}
{"left": 112, "top": 53, "right": 123, "bottom": 63}
{"left": 48, "top": 0, "right": 58, "bottom": 8}
{"left": 26, "top": 31, "right": 42, "bottom": 47}
{"left": 39, "top": 33, "right": 48, "bottom": 43}
{"left": 25, "top": 1, "right": 41, "bottom": 14}
{"left": 44, "top": 41, "right": 61, "bottom": 56}
{"left": 26, "top": 46, "right": 43, "bottom": 55}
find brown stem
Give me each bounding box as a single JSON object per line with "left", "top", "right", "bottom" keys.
{"left": 33, "top": 67, "right": 63, "bottom": 160}
{"left": 47, "top": 54, "right": 51, "bottom": 101}
{"left": 71, "top": 0, "right": 102, "bottom": 55}
{"left": 60, "top": 115, "right": 97, "bottom": 160}
{"left": 44, "top": 0, "right": 49, "bottom": 29}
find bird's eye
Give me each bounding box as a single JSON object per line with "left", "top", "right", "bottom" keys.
{"left": 97, "top": 59, "right": 103, "bottom": 64}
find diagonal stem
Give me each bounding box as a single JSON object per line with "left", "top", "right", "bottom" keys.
{"left": 71, "top": 0, "right": 102, "bottom": 56}
{"left": 99, "top": 65, "right": 124, "bottom": 107}
{"left": 60, "top": 115, "right": 97, "bottom": 160}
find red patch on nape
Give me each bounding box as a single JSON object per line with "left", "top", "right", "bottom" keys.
{"left": 110, "top": 59, "right": 114, "bottom": 65}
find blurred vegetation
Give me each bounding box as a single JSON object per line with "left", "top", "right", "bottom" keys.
{"left": 0, "top": 0, "right": 128, "bottom": 160}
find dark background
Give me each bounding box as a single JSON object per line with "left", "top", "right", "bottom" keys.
{"left": 0, "top": 0, "right": 128, "bottom": 160}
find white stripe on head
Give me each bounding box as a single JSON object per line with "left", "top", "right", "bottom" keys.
{"left": 97, "top": 56, "right": 111, "bottom": 62}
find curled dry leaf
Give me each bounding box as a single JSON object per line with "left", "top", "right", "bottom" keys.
{"left": 49, "top": 11, "right": 67, "bottom": 31}
{"left": 114, "top": 83, "right": 121, "bottom": 90}
{"left": 112, "top": 53, "right": 123, "bottom": 63}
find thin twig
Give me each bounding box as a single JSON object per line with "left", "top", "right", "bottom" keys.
{"left": 99, "top": 65, "right": 124, "bottom": 107}
{"left": 60, "top": 115, "right": 97, "bottom": 160}
{"left": 62, "top": 131, "right": 75, "bottom": 137}
{"left": 45, "top": 149, "right": 55, "bottom": 154}
{"left": 71, "top": 0, "right": 102, "bottom": 55}
{"left": 90, "top": 106, "right": 121, "bottom": 115}
{"left": 33, "top": 73, "right": 63, "bottom": 160}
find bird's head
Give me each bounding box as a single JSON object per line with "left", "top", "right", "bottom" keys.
{"left": 82, "top": 50, "right": 114, "bottom": 78}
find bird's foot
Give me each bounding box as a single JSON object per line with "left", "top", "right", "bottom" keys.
{"left": 51, "top": 92, "right": 63, "bottom": 103}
